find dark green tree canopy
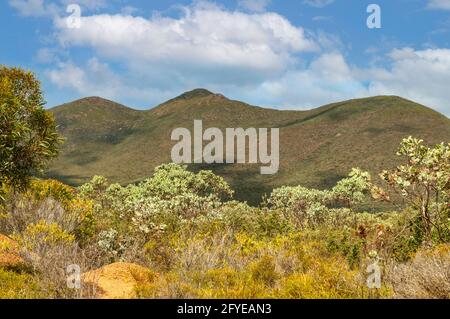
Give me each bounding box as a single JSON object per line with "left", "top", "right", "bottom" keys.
{"left": 0, "top": 66, "right": 61, "bottom": 192}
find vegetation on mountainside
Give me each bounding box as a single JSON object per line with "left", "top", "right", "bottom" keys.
{"left": 1, "top": 67, "right": 449, "bottom": 299}
{"left": 47, "top": 90, "right": 450, "bottom": 206}
{"left": 1, "top": 138, "right": 449, "bottom": 299}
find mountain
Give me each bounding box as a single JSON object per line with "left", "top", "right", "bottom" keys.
{"left": 46, "top": 90, "right": 450, "bottom": 205}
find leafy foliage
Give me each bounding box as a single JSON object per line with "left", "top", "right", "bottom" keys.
{"left": 1, "top": 137, "right": 449, "bottom": 299}
{"left": 331, "top": 168, "right": 372, "bottom": 208}
{"left": 0, "top": 66, "right": 60, "bottom": 193}
{"left": 381, "top": 137, "right": 450, "bottom": 244}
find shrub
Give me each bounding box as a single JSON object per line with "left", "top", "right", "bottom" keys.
{"left": 387, "top": 244, "right": 450, "bottom": 299}
{"left": 380, "top": 137, "right": 450, "bottom": 245}
{"left": 28, "top": 179, "right": 75, "bottom": 206}
{"left": 0, "top": 268, "right": 44, "bottom": 299}
{"left": 140, "top": 164, "right": 233, "bottom": 201}
{"left": 250, "top": 255, "right": 278, "bottom": 286}
{"left": 0, "top": 66, "right": 60, "bottom": 193}
{"left": 11, "top": 220, "right": 105, "bottom": 298}
{"left": 0, "top": 183, "right": 94, "bottom": 242}
{"left": 331, "top": 168, "right": 372, "bottom": 209}
{"left": 16, "top": 220, "right": 75, "bottom": 249}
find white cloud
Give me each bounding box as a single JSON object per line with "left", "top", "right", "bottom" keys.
{"left": 48, "top": 61, "right": 90, "bottom": 93}
{"left": 20, "top": 1, "right": 449, "bottom": 116}
{"left": 428, "top": 0, "right": 450, "bottom": 10}
{"left": 47, "top": 58, "right": 169, "bottom": 104}
{"left": 9, "top": 0, "right": 51, "bottom": 17}
{"left": 364, "top": 48, "right": 450, "bottom": 115}
{"left": 45, "top": 2, "right": 320, "bottom": 105}
{"left": 47, "top": 58, "right": 134, "bottom": 99}
{"left": 303, "top": 0, "right": 335, "bottom": 8}
{"left": 53, "top": 2, "right": 317, "bottom": 83}
{"left": 238, "top": 52, "right": 369, "bottom": 109}
{"left": 312, "top": 16, "right": 332, "bottom": 22}
{"left": 236, "top": 48, "right": 450, "bottom": 116}
{"left": 238, "top": 0, "right": 271, "bottom": 13}
{"left": 120, "top": 5, "right": 139, "bottom": 16}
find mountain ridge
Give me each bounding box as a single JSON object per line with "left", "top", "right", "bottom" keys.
{"left": 50, "top": 89, "right": 449, "bottom": 120}
{"left": 46, "top": 90, "right": 450, "bottom": 206}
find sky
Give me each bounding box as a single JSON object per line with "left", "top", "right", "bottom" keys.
{"left": 1, "top": 0, "right": 450, "bottom": 116}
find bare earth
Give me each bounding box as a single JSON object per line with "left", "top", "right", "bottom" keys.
{"left": 0, "top": 234, "right": 23, "bottom": 268}
{"left": 82, "top": 262, "right": 153, "bottom": 299}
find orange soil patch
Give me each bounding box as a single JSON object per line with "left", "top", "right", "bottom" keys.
{"left": 0, "top": 234, "right": 24, "bottom": 268}
{"left": 82, "top": 262, "right": 155, "bottom": 299}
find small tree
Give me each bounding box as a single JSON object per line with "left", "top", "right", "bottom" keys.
{"left": 0, "top": 66, "right": 60, "bottom": 197}
{"left": 380, "top": 137, "right": 450, "bottom": 245}
{"left": 141, "top": 163, "right": 234, "bottom": 201}
{"left": 331, "top": 168, "right": 372, "bottom": 209}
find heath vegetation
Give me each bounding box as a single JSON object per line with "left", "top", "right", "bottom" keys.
{"left": 0, "top": 66, "right": 449, "bottom": 299}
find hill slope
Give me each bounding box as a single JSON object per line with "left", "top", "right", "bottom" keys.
{"left": 46, "top": 91, "right": 450, "bottom": 205}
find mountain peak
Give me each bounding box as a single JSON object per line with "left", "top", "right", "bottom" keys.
{"left": 58, "top": 96, "right": 122, "bottom": 108}
{"left": 174, "top": 88, "right": 215, "bottom": 100}
{"left": 76, "top": 96, "right": 117, "bottom": 104}
{"left": 50, "top": 96, "right": 137, "bottom": 115}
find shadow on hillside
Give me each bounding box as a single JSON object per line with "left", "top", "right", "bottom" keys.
{"left": 43, "top": 171, "right": 88, "bottom": 187}
{"left": 189, "top": 163, "right": 274, "bottom": 206}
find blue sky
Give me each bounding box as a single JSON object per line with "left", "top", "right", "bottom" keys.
{"left": 1, "top": 0, "right": 450, "bottom": 116}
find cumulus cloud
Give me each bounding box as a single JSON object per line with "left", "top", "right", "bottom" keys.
{"left": 235, "top": 48, "right": 450, "bottom": 116}
{"left": 44, "top": 2, "right": 320, "bottom": 106}
{"left": 53, "top": 2, "right": 317, "bottom": 84}
{"left": 35, "top": 47, "right": 59, "bottom": 63}
{"left": 364, "top": 48, "right": 450, "bottom": 115}
{"left": 44, "top": 48, "right": 450, "bottom": 116}
{"left": 14, "top": 1, "right": 450, "bottom": 115}
{"left": 428, "top": 0, "right": 450, "bottom": 10}
{"left": 47, "top": 58, "right": 118, "bottom": 97}
{"left": 120, "top": 5, "right": 139, "bottom": 16}
{"left": 59, "top": 0, "right": 107, "bottom": 10}
{"left": 46, "top": 58, "right": 172, "bottom": 105}
{"left": 237, "top": 52, "right": 368, "bottom": 109}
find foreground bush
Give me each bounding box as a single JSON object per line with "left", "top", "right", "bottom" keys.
{"left": 0, "top": 268, "right": 44, "bottom": 299}
{"left": 1, "top": 137, "right": 449, "bottom": 299}
{"left": 387, "top": 244, "right": 450, "bottom": 299}
{"left": 136, "top": 230, "right": 393, "bottom": 299}
{"left": 0, "top": 66, "right": 60, "bottom": 195}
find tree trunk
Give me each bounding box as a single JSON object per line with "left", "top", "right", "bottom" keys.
{"left": 421, "top": 204, "right": 432, "bottom": 247}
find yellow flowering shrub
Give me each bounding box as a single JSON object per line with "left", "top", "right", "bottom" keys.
{"left": 28, "top": 179, "right": 75, "bottom": 206}
{"left": 14, "top": 220, "right": 75, "bottom": 251}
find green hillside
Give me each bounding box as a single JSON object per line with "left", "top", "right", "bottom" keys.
{"left": 46, "top": 90, "right": 450, "bottom": 205}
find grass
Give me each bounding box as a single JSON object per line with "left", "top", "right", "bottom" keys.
{"left": 0, "top": 268, "right": 44, "bottom": 299}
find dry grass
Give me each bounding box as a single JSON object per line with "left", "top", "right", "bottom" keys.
{"left": 387, "top": 244, "right": 450, "bottom": 299}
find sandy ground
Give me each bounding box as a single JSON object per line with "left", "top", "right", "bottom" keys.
{"left": 82, "top": 262, "right": 153, "bottom": 299}
{"left": 0, "top": 233, "right": 24, "bottom": 268}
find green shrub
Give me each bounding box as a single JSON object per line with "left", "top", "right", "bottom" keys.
{"left": 0, "top": 268, "right": 44, "bottom": 299}
{"left": 250, "top": 255, "right": 278, "bottom": 286}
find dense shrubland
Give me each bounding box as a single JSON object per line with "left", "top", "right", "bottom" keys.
{"left": 0, "top": 65, "right": 449, "bottom": 299}
{"left": 0, "top": 138, "right": 449, "bottom": 299}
